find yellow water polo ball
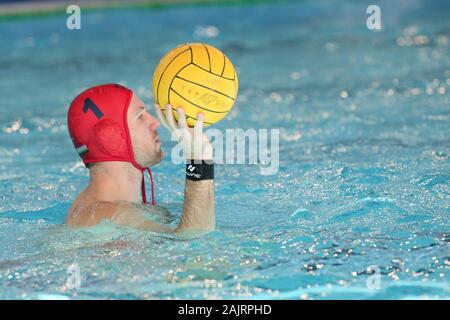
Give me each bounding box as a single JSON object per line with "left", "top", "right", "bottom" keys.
{"left": 152, "top": 43, "right": 238, "bottom": 127}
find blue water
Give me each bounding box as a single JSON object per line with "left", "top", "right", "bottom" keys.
{"left": 0, "top": 0, "right": 449, "bottom": 299}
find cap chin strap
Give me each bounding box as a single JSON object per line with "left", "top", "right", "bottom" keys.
{"left": 141, "top": 168, "right": 155, "bottom": 206}
{"left": 130, "top": 158, "right": 155, "bottom": 206}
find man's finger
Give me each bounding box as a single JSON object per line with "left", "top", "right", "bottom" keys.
{"left": 177, "top": 107, "right": 189, "bottom": 129}
{"left": 165, "top": 104, "right": 179, "bottom": 131}
{"left": 194, "top": 113, "right": 204, "bottom": 140}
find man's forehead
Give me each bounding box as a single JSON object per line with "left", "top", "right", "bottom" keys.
{"left": 130, "top": 94, "right": 145, "bottom": 110}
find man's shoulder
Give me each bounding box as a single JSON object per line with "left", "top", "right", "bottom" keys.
{"left": 67, "top": 198, "right": 172, "bottom": 228}
{"left": 67, "top": 200, "right": 138, "bottom": 227}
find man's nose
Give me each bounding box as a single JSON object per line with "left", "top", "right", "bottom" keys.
{"left": 148, "top": 115, "right": 160, "bottom": 131}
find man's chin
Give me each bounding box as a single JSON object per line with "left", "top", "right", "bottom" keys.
{"left": 158, "top": 150, "right": 164, "bottom": 162}
{"left": 154, "top": 150, "right": 164, "bottom": 165}
{"left": 143, "top": 150, "right": 163, "bottom": 168}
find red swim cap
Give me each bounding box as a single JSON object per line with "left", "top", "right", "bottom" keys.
{"left": 67, "top": 83, "right": 155, "bottom": 205}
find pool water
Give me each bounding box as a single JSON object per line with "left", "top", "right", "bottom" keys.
{"left": 0, "top": 0, "right": 449, "bottom": 299}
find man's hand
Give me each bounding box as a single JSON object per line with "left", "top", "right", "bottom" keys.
{"left": 155, "top": 104, "right": 212, "bottom": 161}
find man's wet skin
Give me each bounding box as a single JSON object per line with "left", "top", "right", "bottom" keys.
{"left": 66, "top": 85, "right": 215, "bottom": 234}
{"left": 67, "top": 94, "right": 163, "bottom": 225}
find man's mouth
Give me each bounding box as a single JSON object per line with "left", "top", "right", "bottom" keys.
{"left": 155, "top": 135, "right": 160, "bottom": 143}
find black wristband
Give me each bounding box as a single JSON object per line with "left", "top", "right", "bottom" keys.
{"left": 186, "top": 160, "right": 214, "bottom": 181}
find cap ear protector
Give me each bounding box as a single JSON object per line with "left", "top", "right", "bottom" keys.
{"left": 93, "top": 119, "right": 126, "bottom": 157}
{"left": 67, "top": 84, "right": 155, "bottom": 205}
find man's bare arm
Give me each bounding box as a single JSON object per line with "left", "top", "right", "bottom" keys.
{"left": 114, "top": 180, "right": 215, "bottom": 234}
{"left": 109, "top": 202, "right": 176, "bottom": 233}
{"left": 176, "top": 179, "right": 215, "bottom": 232}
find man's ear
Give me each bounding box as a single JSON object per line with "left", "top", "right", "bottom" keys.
{"left": 93, "top": 119, "right": 126, "bottom": 157}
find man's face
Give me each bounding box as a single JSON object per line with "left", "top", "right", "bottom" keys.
{"left": 127, "top": 94, "right": 163, "bottom": 168}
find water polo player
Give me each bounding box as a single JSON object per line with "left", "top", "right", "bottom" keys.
{"left": 66, "top": 83, "right": 215, "bottom": 233}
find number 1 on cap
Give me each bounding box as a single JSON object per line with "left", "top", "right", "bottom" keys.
{"left": 83, "top": 98, "right": 104, "bottom": 119}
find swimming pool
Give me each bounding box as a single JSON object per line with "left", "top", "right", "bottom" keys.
{"left": 0, "top": 0, "right": 449, "bottom": 299}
